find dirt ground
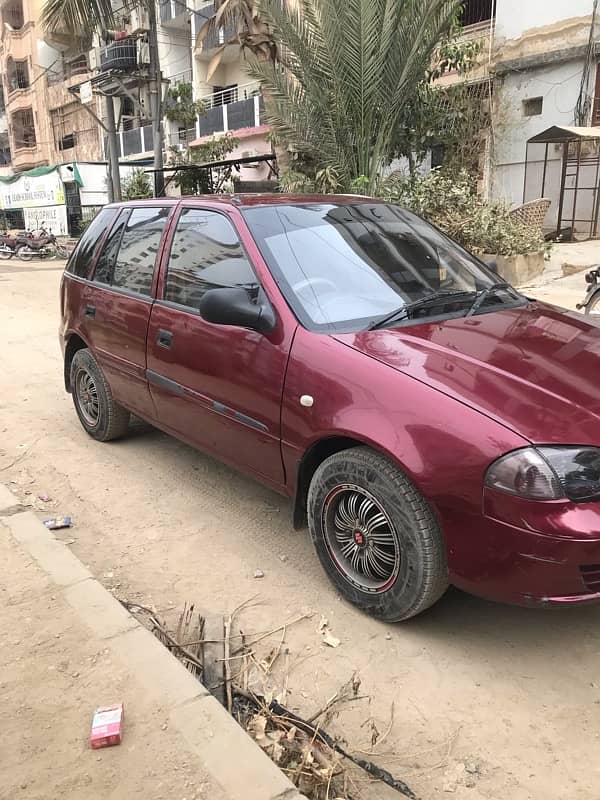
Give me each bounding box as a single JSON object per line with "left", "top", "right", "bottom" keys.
{"left": 2, "top": 258, "right": 600, "bottom": 799}
{"left": 0, "top": 522, "right": 227, "bottom": 800}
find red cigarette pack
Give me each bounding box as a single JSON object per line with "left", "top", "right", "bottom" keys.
{"left": 90, "top": 703, "right": 124, "bottom": 749}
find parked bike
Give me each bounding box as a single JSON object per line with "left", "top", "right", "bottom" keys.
{"left": 15, "top": 228, "right": 69, "bottom": 261}
{"left": 577, "top": 267, "right": 600, "bottom": 315}
{"left": 0, "top": 232, "right": 21, "bottom": 260}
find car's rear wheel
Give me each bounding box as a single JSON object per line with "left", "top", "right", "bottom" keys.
{"left": 308, "top": 447, "right": 448, "bottom": 621}
{"left": 70, "top": 348, "right": 130, "bottom": 441}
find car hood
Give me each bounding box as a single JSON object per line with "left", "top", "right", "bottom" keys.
{"left": 334, "top": 301, "right": 600, "bottom": 445}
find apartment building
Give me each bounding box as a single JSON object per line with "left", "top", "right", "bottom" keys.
{"left": 0, "top": 0, "right": 104, "bottom": 169}
{"left": 106, "top": 0, "right": 272, "bottom": 186}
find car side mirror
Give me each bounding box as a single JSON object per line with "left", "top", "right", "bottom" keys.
{"left": 199, "top": 287, "right": 276, "bottom": 334}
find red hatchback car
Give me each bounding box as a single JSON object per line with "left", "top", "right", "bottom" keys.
{"left": 60, "top": 195, "right": 600, "bottom": 621}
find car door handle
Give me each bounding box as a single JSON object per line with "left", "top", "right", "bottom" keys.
{"left": 85, "top": 304, "right": 96, "bottom": 318}
{"left": 157, "top": 329, "right": 173, "bottom": 348}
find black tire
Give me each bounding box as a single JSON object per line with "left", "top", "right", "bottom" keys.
{"left": 70, "top": 348, "right": 130, "bottom": 441}
{"left": 308, "top": 447, "right": 448, "bottom": 622}
{"left": 0, "top": 246, "right": 13, "bottom": 260}
{"left": 585, "top": 291, "right": 600, "bottom": 316}
{"left": 56, "top": 244, "right": 69, "bottom": 259}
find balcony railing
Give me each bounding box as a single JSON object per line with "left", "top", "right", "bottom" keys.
{"left": 168, "top": 69, "right": 193, "bottom": 87}
{"left": 107, "top": 86, "right": 265, "bottom": 159}
{"left": 104, "top": 124, "right": 153, "bottom": 159}
{"left": 196, "top": 87, "right": 265, "bottom": 138}
{"left": 194, "top": 2, "right": 236, "bottom": 51}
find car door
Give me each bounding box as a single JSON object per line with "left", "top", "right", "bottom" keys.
{"left": 83, "top": 204, "right": 174, "bottom": 420}
{"left": 146, "top": 204, "right": 291, "bottom": 488}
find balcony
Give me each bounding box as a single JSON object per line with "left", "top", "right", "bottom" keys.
{"left": 105, "top": 123, "right": 153, "bottom": 159}
{"left": 194, "top": 2, "right": 236, "bottom": 57}
{"left": 195, "top": 82, "right": 265, "bottom": 138}
{"left": 160, "top": 0, "right": 188, "bottom": 30}
{"left": 107, "top": 85, "right": 266, "bottom": 161}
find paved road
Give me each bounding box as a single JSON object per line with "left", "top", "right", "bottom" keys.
{"left": 2, "top": 258, "right": 600, "bottom": 799}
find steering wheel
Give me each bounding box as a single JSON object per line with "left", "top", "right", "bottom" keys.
{"left": 291, "top": 277, "right": 338, "bottom": 296}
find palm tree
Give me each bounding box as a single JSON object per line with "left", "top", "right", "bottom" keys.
{"left": 41, "top": 0, "right": 114, "bottom": 41}
{"left": 195, "top": 0, "right": 278, "bottom": 81}
{"left": 247, "top": 0, "right": 462, "bottom": 192}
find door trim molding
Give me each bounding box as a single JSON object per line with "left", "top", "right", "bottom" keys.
{"left": 147, "top": 369, "right": 185, "bottom": 396}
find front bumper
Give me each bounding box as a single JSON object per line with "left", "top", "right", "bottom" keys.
{"left": 446, "top": 489, "right": 600, "bottom": 607}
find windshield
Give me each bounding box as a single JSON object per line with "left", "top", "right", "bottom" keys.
{"left": 242, "top": 202, "right": 524, "bottom": 332}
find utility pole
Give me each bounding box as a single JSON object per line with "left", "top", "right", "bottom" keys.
{"left": 147, "top": 0, "right": 165, "bottom": 197}
{"left": 103, "top": 93, "right": 122, "bottom": 202}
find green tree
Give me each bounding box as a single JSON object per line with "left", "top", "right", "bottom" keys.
{"left": 121, "top": 168, "right": 153, "bottom": 200}
{"left": 41, "top": 0, "right": 114, "bottom": 41}
{"left": 247, "top": 0, "right": 462, "bottom": 193}
{"left": 165, "top": 82, "right": 207, "bottom": 129}
{"left": 167, "top": 134, "right": 239, "bottom": 195}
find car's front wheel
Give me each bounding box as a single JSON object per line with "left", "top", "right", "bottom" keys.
{"left": 70, "top": 348, "right": 130, "bottom": 441}
{"left": 308, "top": 447, "right": 448, "bottom": 621}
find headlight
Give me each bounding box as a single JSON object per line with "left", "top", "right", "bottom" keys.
{"left": 485, "top": 447, "right": 600, "bottom": 502}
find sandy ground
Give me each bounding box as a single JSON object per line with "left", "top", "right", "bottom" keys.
{"left": 1, "top": 255, "right": 600, "bottom": 799}
{"left": 0, "top": 521, "right": 227, "bottom": 800}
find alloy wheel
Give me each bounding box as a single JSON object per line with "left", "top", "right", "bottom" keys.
{"left": 76, "top": 369, "right": 100, "bottom": 426}
{"left": 322, "top": 484, "right": 401, "bottom": 593}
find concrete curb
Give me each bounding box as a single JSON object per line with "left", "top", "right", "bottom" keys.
{"left": 0, "top": 484, "right": 304, "bottom": 800}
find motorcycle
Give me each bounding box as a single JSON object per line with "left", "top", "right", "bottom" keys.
{"left": 15, "top": 228, "right": 69, "bottom": 261}
{"left": 0, "top": 231, "right": 21, "bottom": 260}
{"left": 576, "top": 267, "right": 600, "bottom": 316}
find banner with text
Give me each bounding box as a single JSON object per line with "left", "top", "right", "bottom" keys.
{"left": 23, "top": 205, "right": 68, "bottom": 236}
{"left": 0, "top": 171, "right": 65, "bottom": 209}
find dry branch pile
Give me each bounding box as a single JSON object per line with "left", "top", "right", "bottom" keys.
{"left": 120, "top": 598, "right": 416, "bottom": 800}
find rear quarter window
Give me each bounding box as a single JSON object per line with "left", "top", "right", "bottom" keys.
{"left": 66, "top": 208, "right": 118, "bottom": 279}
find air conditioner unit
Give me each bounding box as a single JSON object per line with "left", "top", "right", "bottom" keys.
{"left": 88, "top": 48, "right": 101, "bottom": 71}
{"left": 129, "top": 6, "right": 150, "bottom": 35}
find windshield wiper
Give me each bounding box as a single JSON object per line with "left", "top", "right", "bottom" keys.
{"left": 465, "top": 282, "right": 512, "bottom": 317}
{"left": 367, "top": 290, "right": 478, "bottom": 331}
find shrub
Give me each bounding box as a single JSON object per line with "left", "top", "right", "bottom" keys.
{"left": 121, "top": 168, "right": 153, "bottom": 200}
{"left": 384, "top": 169, "right": 550, "bottom": 258}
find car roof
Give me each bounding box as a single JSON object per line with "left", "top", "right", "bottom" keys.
{"left": 106, "top": 193, "right": 387, "bottom": 210}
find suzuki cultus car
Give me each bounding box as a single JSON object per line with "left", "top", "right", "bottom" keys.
{"left": 60, "top": 195, "right": 600, "bottom": 620}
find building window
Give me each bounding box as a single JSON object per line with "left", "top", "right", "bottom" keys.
{"left": 59, "top": 133, "right": 77, "bottom": 151}
{"left": 2, "top": 0, "right": 24, "bottom": 29}
{"left": 7, "top": 58, "right": 30, "bottom": 92}
{"left": 12, "top": 108, "right": 36, "bottom": 149}
{"left": 460, "top": 0, "right": 496, "bottom": 26}
{"left": 523, "top": 97, "right": 543, "bottom": 117}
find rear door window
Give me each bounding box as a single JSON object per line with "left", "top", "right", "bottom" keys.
{"left": 93, "top": 209, "right": 129, "bottom": 284}
{"left": 164, "top": 208, "right": 258, "bottom": 310}
{"left": 66, "top": 207, "right": 118, "bottom": 278}
{"left": 91, "top": 206, "right": 171, "bottom": 296}
{"left": 113, "top": 207, "right": 171, "bottom": 296}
